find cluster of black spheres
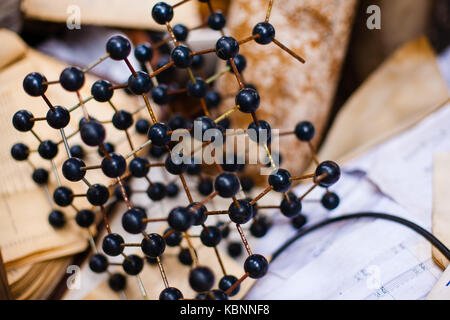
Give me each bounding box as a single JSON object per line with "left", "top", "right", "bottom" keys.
{"left": 11, "top": 0, "right": 345, "bottom": 299}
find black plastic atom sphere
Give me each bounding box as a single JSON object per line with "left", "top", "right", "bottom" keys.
{"left": 165, "top": 154, "right": 187, "bottom": 175}
{"left": 186, "top": 160, "right": 201, "bottom": 175}
{"left": 160, "top": 287, "right": 183, "bottom": 300}
{"left": 53, "top": 186, "right": 73, "bottom": 207}
{"left": 134, "top": 43, "right": 153, "bottom": 63}
{"left": 191, "top": 54, "right": 204, "bottom": 69}
{"left": 148, "top": 145, "right": 167, "bottom": 159}
{"left": 205, "top": 90, "right": 222, "bottom": 109}
{"left": 151, "top": 85, "right": 169, "bottom": 105}
{"left": 228, "top": 199, "right": 254, "bottom": 224}
{"left": 186, "top": 202, "right": 207, "bottom": 225}
{"left": 315, "top": 161, "right": 341, "bottom": 187}
{"left": 87, "top": 184, "right": 109, "bottom": 206}
{"left": 128, "top": 71, "right": 152, "bottom": 95}
{"left": 122, "top": 207, "right": 147, "bottom": 234}
{"left": 187, "top": 77, "right": 208, "bottom": 98}
{"left": 244, "top": 254, "right": 269, "bottom": 279}
{"left": 280, "top": 192, "right": 302, "bottom": 218}
{"left": 248, "top": 120, "right": 271, "bottom": 145}
{"left": 178, "top": 248, "right": 193, "bottom": 266}
{"left": 11, "top": 143, "right": 29, "bottom": 161}
{"left": 106, "top": 35, "right": 131, "bottom": 60}
{"left": 151, "top": 2, "right": 174, "bottom": 25}
{"left": 91, "top": 79, "right": 113, "bottom": 102}
{"left": 59, "top": 67, "right": 85, "bottom": 92}
{"left": 193, "top": 116, "right": 217, "bottom": 142}
{"left": 219, "top": 275, "right": 240, "bottom": 297}
{"left": 32, "top": 168, "right": 49, "bottom": 185}
{"left": 200, "top": 226, "right": 222, "bottom": 247}
{"left": 215, "top": 36, "right": 239, "bottom": 60}
{"left": 98, "top": 141, "right": 115, "bottom": 157}
{"left": 268, "top": 168, "right": 292, "bottom": 192}
{"left": 173, "top": 24, "right": 189, "bottom": 41}
{"left": 168, "top": 114, "right": 188, "bottom": 130}
{"left": 75, "top": 209, "right": 95, "bottom": 228}
{"left": 108, "top": 273, "right": 126, "bottom": 292}
{"left": 62, "top": 157, "right": 86, "bottom": 182}
{"left": 250, "top": 217, "right": 271, "bottom": 238}
{"left": 89, "top": 254, "right": 108, "bottom": 273}
{"left": 48, "top": 210, "right": 66, "bottom": 228}
{"left": 148, "top": 122, "right": 171, "bottom": 146}
{"left": 129, "top": 157, "right": 150, "bottom": 177}
{"left": 23, "top": 72, "right": 47, "bottom": 96}
{"left": 252, "top": 22, "right": 276, "bottom": 45}
{"left": 166, "top": 183, "right": 179, "bottom": 198}
{"left": 102, "top": 233, "right": 125, "bottom": 256}
{"left": 321, "top": 191, "right": 340, "bottom": 210}
{"left": 38, "top": 140, "right": 58, "bottom": 160}
{"left": 227, "top": 54, "right": 247, "bottom": 73}
{"left": 112, "top": 110, "right": 133, "bottom": 130}
{"left": 80, "top": 121, "right": 106, "bottom": 146}
{"left": 208, "top": 11, "right": 226, "bottom": 30}
{"left": 198, "top": 178, "right": 214, "bottom": 196}
{"left": 189, "top": 266, "right": 215, "bottom": 292}
{"left": 141, "top": 233, "right": 166, "bottom": 257}
{"left": 217, "top": 221, "right": 230, "bottom": 238}
{"left": 12, "top": 110, "right": 34, "bottom": 132}
{"left": 135, "top": 118, "right": 150, "bottom": 134}
{"left": 227, "top": 241, "right": 243, "bottom": 258}
{"left": 46, "top": 106, "right": 70, "bottom": 129}
{"left": 101, "top": 153, "right": 126, "bottom": 178}
{"left": 146, "top": 182, "right": 167, "bottom": 201}
{"left": 69, "top": 145, "right": 84, "bottom": 159}
{"left": 168, "top": 206, "right": 193, "bottom": 232}
{"left": 291, "top": 214, "right": 307, "bottom": 229}
{"left": 294, "top": 121, "right": 315, "bottom": 142}
{"left": 215, "top": 173, "right": 240, "bottom": 198}
{"left": 236, "top": 88, "right": 260, "bottom": 113}
{"left": 122, "top": 254, "right": 144, "bottom": 275}
{"left": 171, "top": 45, "right": 193, "bottom": 68}
{"left": 164, "top": 228, "right": 182, "bottom": 247}
{"left": 240, "top": 176, "right": 254, "bottom": 192}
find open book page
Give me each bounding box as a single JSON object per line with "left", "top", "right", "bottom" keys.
{"left": 0, "top": 30, "right": 146, "bottom": 269}
{"left": 246, "top": 100, "right": 450, "bottom": 299}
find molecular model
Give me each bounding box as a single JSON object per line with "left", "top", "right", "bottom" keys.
{"left": 11, "top": 0, "right": 341, "bottom": 300}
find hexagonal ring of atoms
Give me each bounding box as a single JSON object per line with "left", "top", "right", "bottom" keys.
{"left": 11, "top": 0, "right": 341, "bottom": 300}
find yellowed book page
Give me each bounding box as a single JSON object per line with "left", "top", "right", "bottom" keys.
{"left": 21, "top": 0, "right": 200, "bottom": 31}
{"left": 432, "top": 153, "right": 450, "bottom": 269}
{"left": 318, "top": 37, "right": 450, "bottom": 165}
{"left": 0, "top": 30, "right": 148, "bottom": 267}
{"left": 0, "top": 29, "right": 26, "bottom": 70}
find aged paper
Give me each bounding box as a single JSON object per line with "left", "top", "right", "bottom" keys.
{"left": 21, "top": 0, "right": 201, "bottom": 31}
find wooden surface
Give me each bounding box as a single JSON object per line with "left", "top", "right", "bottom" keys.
{"left": 0, "top": 251, "right": 11, "bottom": 300}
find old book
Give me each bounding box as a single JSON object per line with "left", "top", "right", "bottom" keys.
{"left": 317, "top": 37, "right": 449, "bottom": 165}
{"left": 21, "top": 0, "right": 201, "bottom": 31}
{"left": 0, "top": 28, "right": 148, "bottom": 298}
